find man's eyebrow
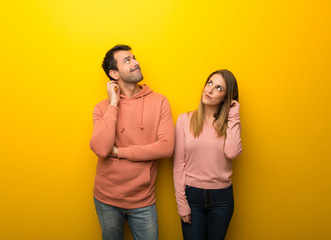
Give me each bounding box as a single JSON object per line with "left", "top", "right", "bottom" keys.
{"left": 123, "top": 56, "right": 131, "bottom": 61}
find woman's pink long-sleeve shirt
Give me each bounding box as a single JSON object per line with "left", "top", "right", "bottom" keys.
{"left": 173, "top": 102, "right": 242, "bottom": 217}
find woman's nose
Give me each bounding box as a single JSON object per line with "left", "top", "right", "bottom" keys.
{"left": 208, "top": 87, "right": 214, "bottom": 94}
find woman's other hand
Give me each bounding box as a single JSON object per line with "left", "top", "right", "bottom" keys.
{"left": 181, "top": 214, "right": 192, "bottom": 224}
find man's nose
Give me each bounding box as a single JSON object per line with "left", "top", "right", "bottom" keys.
{"left": 133, "top": 58, "right": 139, "bottom": 65}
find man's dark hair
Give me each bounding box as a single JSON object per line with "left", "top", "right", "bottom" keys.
{"left": 102, "top": 44, "right": 132, "bottom": 80}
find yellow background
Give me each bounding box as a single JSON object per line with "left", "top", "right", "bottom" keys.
{"left": 1, "top": 0, "right": 330, "bottom": 239}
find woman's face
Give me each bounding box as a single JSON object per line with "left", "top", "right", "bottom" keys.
{"left": 202, "top": 73, "right": 227, "bottom": 107}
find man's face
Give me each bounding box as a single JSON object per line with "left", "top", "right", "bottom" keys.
{"left": 113, "top": 50, "right": 143, "bottom": 84}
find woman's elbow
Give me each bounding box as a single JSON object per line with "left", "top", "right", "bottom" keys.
{"left": 224, "top": 147, "right": 242, "bottom": 160}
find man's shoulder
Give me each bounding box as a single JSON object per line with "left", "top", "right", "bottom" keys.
{"left": 94, "top": 99, "right": 110, "bottom": 110}
{"left": 150, "top": 90, "right": 166, "bottom": 98}
{"left": 147, "top": 91, "right": 168, "bottom": 102}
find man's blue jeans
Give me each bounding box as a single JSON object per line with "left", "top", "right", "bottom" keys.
{"left": 181, "top": 185, "right": 234, "bottom": 240}
{"left": 94, "top": 197, "right": 158, "bottom": 240}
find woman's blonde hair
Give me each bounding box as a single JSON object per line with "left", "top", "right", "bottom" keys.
{"left": 190, "top": 69, "right": 239, "bottom": 138}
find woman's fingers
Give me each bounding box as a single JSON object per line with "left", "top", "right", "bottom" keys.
{"left": 181, "top": 214, "right": 191, "bottom": 224}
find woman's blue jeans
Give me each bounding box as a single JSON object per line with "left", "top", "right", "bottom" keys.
{"left": 94, "top": 197, "right": 158, "bottom": 240}
{"left": 181, "top": 185, "right": 234, "bottom": 240}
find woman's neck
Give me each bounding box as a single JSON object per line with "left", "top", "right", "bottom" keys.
{"left": 204, "top": 106, "right": 217, "bottom": 123}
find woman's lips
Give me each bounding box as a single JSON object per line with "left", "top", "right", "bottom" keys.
{"left": 204, "top": 93, "right": 212, "bottom": 99}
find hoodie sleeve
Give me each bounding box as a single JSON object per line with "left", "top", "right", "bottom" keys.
{"left": 90, "top": 104, "right": 118, "bottom": 159}
{"left": 173, "top": 114, "right": 191, "bottom": 217}
{"left": 118, "top": 98, "right": 175, "bottom": 161}
{"left": 224, "top": 100, "right": 242, "bottom": 159}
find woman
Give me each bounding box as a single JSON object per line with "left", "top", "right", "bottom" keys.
{"left": 173, "top": 69, "right": 242, "bottom": 240}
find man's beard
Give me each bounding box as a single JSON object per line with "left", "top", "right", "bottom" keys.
{"left": 120, "top": 71, "right": 143, "bottom": 84}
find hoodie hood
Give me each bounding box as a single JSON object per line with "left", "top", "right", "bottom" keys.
{"left": 119, "top": 84, "right": 153, "bottom": 100}
{"left": 118, "top": 84, "right": 153, "bottom": 132}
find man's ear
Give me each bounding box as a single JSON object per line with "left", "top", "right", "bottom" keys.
{"left": 109, "top": 70, "right": 119, "bottom": 80}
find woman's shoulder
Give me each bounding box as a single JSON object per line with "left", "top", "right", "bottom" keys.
{"left": 176, "top": 112, "right": 193, "bottom": 127}
{"left": 177, "top": 111, "right": 193, "bottom": 121}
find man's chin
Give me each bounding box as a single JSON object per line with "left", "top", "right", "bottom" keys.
{"left": 124, "top": 76, "right": 143, "bottom": 84}
{"left": 134, "top": 75, "right": 144, "bottom": 83}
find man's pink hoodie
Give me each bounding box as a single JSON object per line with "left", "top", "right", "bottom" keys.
{"left": 90, "top": 85, "right": 174, "bottom": 209}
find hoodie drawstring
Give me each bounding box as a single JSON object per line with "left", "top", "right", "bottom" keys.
{"left": 119, "top": 85, "right": 147, "bottom": 133}
{"left": 120, "top": 103, "right": 125, "bottom": 132}
{"left": 140, "top": 90, "right": 144, "bottom": 129}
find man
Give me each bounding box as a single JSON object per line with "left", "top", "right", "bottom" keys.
{"left": 90, "top": 44, "right": 174, "bottom": 240}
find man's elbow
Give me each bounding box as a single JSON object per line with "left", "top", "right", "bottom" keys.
{"left": 90, "top": 141, "right": 110, "bottom": 159}
{"left": 162, "top": 140, "right": 175, "bottom": 158}
{"left": 164, "top": 148, "right": 174, "bottom": 158}
{"left": 95, "top": 151, "right": 110, "bottom": 159}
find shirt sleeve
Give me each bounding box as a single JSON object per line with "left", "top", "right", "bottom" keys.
{"left": 117, "top": 97, "right": 175, "bottom": 161}
{"left": 224, "top": 100, "right": 242, "bottom": 159}
{"left": 173, "top": 114, "right": 191, "bottom": 217}
{"left": 90, "top": 104, "right": 118, "bottom": 158}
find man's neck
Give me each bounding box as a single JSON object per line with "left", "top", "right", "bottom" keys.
{"left": 118, "top": 82, "right": 142, "bottom": 97}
